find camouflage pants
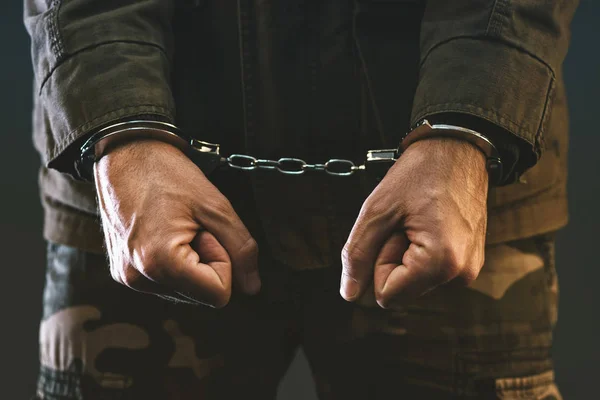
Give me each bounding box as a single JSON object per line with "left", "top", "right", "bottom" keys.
{"left": 36, "top": 234, "right": 561, "bottom": 400}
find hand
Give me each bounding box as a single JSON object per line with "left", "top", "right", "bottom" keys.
{"left": 341, "top": 138, "right": 489, "bottom": 308}
{"left": 94, "top": 139, "right": 260, "bottom": 308}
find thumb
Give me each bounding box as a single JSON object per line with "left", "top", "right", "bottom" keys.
{"left": 341, "top": 202, "right": 396, "bottom": 301}
{"left": 191, "top": 230, "right": 232, "bottom": 287}
{"left": 375, "top": 241, "right": 443, "bottom": 308}
{"left": 373, "top": 232, "right": 409, "bottom": 308}
{"left": 193, "top": 190, "right": 261, "bottom": 296}
{"left": 160, "top": 230, "right": 233, "bottom": 308}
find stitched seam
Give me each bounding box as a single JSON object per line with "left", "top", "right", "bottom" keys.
{"left": 487, "top": 0, "right": 509, "bottom": 37}
{"left": 496, "top": 0, "right": 511, "bottom": 36}
{"left": 47, "top": 1, "right": 65, "bottom": 61}
{"left": 419, "top": 36, "right": 556, "bottom": 80}
{"left": 38, "top": 40, "right": 169, "bottom": 94}
{"left": 46, "top": 5, "right": 57, "bottom": 56}
{"left": 46, "top": 105, "right": 174, "bottom": 161}
{"left": 534, "top": 77, "right": 556, "bottom": 156}
{"left": 485, "top": 0, "right": 500, "bottom": 35}
{"left": 45, "top": 0, "right": 63, "bottom": 67}
{"left": 53, "top": 0, "right": 65, "bottom": 56}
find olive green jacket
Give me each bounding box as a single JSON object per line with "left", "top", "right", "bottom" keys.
{"left": 25, "top": 0, "right": 577, "bottom": 269}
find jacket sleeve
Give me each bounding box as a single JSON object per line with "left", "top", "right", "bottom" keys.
{"left": 24, "top": 0, "right": 176, "bottom": 176}
{"left": 411, "top": 0, "right": 579, "bottom": 174}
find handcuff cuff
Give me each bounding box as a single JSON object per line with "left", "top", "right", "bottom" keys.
{"left": 79, "top": 119, "right": 503, "bottom": 185}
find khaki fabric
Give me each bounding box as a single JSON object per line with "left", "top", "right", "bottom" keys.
{"left": 37, "top": 232, "right": 559, "bottom": 399}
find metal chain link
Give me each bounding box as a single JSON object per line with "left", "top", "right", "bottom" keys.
{"left": 78, "top": 120, "right": 399, "bottom": 180}
{"left": 226, "top": 154, "right": 366, "bottom": 176}
{"left": 186, "top": 137, "right": 397, "bottom": 177}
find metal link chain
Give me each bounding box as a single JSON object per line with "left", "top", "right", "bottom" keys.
{"left": 226, "top": 154, "right": 366, "bottom": 176}
{"left": 80, "top": 119, "right": 503, "bottom": 184}
{"left": 186, "top": 137, "right": 398, "bottom": 177}
{"left": 78, "top": 120, "right": 399, "bottom": 181}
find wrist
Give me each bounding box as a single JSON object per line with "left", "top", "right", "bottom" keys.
{"left": 101, "top": 137, "right": 183, "bottom": 161}
{"left": 93, "top": 139, "right": 181, "bottom": 184}
{"left": 399, "top": 119, "right": 502, "bottom": 186}
{"left": 79, "top": 120, "right": 191, "bottom": 182}
{"left": 408, "top": 136, "right": 488, "bottom": 177}
{"left": 418, "top": 113, "right": 525, "bottom": 185}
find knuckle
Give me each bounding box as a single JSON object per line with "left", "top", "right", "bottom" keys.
{"left": 438, "top": 244, "right": 465, "bottom": 280}
{"left": 459, "top": 268, "right": 480, "bottom": 285}
{"left": 476, "top": 251, "right": 486, "bottom": 271}
{"left": 140, "top": 261, "right": 165, "bottom": 282}
{"left": 238, "top": 236, "right": 259, "bottom": 265}
{"left": 121, "top": 267, "right": 143, "bottom": 288}
{"left": 441, "top": 262, "right": 461, "bottom": 282}
{"left": 460, "top": 254, "right": 484, "bottom": 286}
{"left": 341, "top": 243, "right": 367, "bottom": 267}
{"left": 361, "top": 196, "right": 390, "bottom": 221}
{"left": 437, "top": 265, "right": 459, "bottom": 285}
{"left": 136, "top": 246, "right": 167, "bottom": 282}
{"left": 437, "top": 242, "right": 483, "bottom": 286}
{"left": 210, "top": 197, "right": 236, "bottom": 221}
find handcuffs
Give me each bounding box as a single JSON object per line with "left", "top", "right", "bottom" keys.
{"left": 79, "top": 119, "right": 503, "bottom": 185}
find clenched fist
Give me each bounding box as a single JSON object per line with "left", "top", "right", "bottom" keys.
{"left": 94, "top": 139, "right": 261, "bottom": 308}
{"left": 341, "top": 137, "right": 489, "bottom": 308}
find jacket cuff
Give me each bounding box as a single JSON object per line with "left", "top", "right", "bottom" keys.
{"left": 423, "top": 113, "right": 525, "bottom": 186}
{"left": 411, "top": 37, "right": 556, "bottom": 175}
{"left": 39, "top": 41, "right": 175, "bottom": 177}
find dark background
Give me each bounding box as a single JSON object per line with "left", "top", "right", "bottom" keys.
{"left": 1, "top": 1, "right": 598, "bottom": 399}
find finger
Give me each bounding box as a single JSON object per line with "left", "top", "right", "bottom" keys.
{"left": 341, "top": 199, "right": 397, "bottom": 301}
{"left": 190, "top": 230, "right": 231, "bottom": 287}
{"left": 373, "top": 232, "right": 409, "bottom": 307}
{"left": 376, "top": 243, "right": 452, "bottom": 308}
{"left": 120, "top": 265, "right": 168, "bottom": 293}
{"left": 196, "top": 194, "right": 261, "bottom": 295}
{"left": 175, "top": 230, "right": 233, "bottom": 308}
{"left": 118, "top": 265, "right": 203, "bottom": 304}
{"left": 140, "top": 231, "right": 234, "bottom": 308}
{"left": 106, "top": 231, "right": 207, "bottom": 305}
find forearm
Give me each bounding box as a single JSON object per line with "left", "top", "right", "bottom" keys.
{"left": 412, "top": 0, "right": 579, "bottom": 181}
{"left": 24, "top": 0, "right": 176, "bottom": 179}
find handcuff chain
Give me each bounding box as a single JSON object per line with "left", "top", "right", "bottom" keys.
{"left": 226, "top": 154, "right": 366, "bottom": 176}
{"left": 79, "top": 119, "right": 502, "bottom": 184}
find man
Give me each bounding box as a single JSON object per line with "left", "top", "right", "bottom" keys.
{"left": 25, "top": 0, "right": 577, "bottom": 399}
